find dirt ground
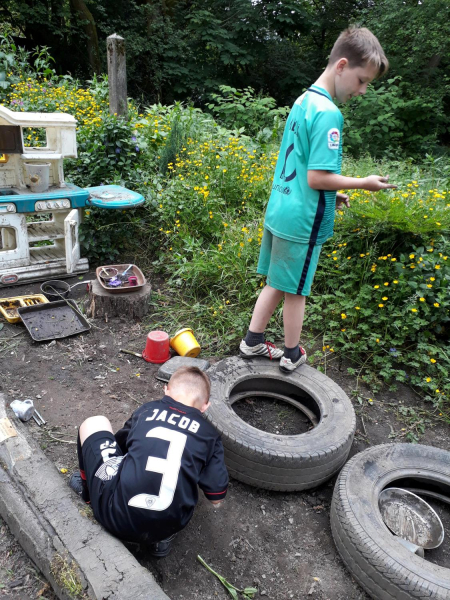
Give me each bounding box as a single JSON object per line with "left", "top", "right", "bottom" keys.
{"left": 0, "top": 274, "right": 449, "bottom": 600}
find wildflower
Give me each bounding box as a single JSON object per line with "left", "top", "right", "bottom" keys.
{"left": 430, "top": 358, "right": 436, "bottom": 363}
{"left": 382, "top": 297, "right": 388, "bottom": 301}
{"left": 430, "top": 277, "right": 435, "bottom": 281}
{"left": 341, "top": 313, "right": 347, "bottom": 319}
{"left": 341, "top": 328, "right": 346, "bottom": 332}
{"left": 434, "top": 302, "right": 440, "bottom": 307}
{"left": 374, "top": 285, "right": 380, "bottom": 289}
{"left": 376, "top": 339, "right": 379, "bottom": 343}
{"left": 389, "top": 348, "right": 398, "bottom": 356}
{"left": 435, "top": 265, "right": 441, "bottom": 269}
{"left": 411, "top": 308, "right": 417, "bottom": 312}
{"left": 426, "top": 377, "right": 431, "bottom": 382}
{"left": 368, "top": 398, "right": 373, "bottom": 404}
{"left": 378, "top": 304, "right": 384, "bottom": 308}
{"left": 409, "top": 254, "right": 415, "bottom": 259}
{"left": 355, "top": 306, "right": 360, "bottom": 310}
{"left": 419, "top": 297, "right": 425, "bottom": 302}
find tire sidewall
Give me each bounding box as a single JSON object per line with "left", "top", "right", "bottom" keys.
{"left": 333, "top": 443, "right": 450, "bottom": 588}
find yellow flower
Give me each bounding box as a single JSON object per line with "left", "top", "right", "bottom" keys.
{"left": 374, "top": 285, "right": 380, "bottom": 289}
{"left": 355, "top": 306, "right": 360, "bottom": 310}
{"left": 393, "top": 280, "right": 398, "bottom": 284}
{"left": 419, "top": 297, "right": 425, "bottom": 302}
{"left": 378, "top": 303, "right": 384, "bottom": 308}
{"left": 435, "top": 265, "right": 441, "bottom": 269}
{"left": 409, "top": 254, "right": 415, "bottom": 259}
{"left": 384, "top": 282, "right": 389, "bottom": 286}
{"left": 411, "top": 308, "right": 417, "bottom": 312}
{"left": 426, "top": 377, "right": 431, "bottom": 382}
{"left": 376, "top": 339, "right": 379, "bottom": 343}
{"left": 382, "top": 297, "right": 388, "bottom": 301}
{"left": 430, "top": 277, "right": 435, "bottom": 281}
{"left": 435, "top": 389, "right": 440, "bottom": 393}
{"left": 430, "top": 358, "right": 436, "bottom": 363}
{"left": 60, "top": 468, "right": 68, "bottom": 474}
{"left": 434, "top": 302, "right": 440, "bottom": 307}
{"left": 341, "top": 313, "right": 347, "bottom": 319}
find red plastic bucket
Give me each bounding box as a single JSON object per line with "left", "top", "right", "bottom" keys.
{"left": 142, "top": 330, "right": 170, "bottom": 364}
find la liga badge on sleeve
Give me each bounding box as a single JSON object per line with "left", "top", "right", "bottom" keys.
{"left": 327, "top": 128, "right": 340, "bottom": 150}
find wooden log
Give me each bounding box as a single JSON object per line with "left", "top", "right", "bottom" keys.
{"left": 85, "top": 279, "right": 151, "bottom": 320}
{"left": 107, "top": 34, "right": 128, "bottom": 118}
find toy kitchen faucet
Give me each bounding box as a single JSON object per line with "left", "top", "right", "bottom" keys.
{"left": 0, "top": 106, "right": 144, "bottom": 287}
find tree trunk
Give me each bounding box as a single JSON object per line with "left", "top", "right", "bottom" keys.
{"left": 69, "top": 0, "right": 101, "bottom": 74}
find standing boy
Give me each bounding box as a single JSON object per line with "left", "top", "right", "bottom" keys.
{"left": 70, "top": 366, "right": 228, "bottom": 557}
{"left": 239, "top": 26, "right": 396, "bottom": 372}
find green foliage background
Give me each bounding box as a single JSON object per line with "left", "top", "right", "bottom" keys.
{"left": 0, "top": 6, "right": 449, "bottom": 430}
{"left": 1, "top": 0, "right": 449, "bottom": 157}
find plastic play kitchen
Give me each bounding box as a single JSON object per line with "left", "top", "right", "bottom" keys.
{"left": 0, "top": 106, "right": 144, "bottom": 287}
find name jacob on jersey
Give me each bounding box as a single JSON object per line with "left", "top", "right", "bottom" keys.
{"left": 146, "top": 408, "right": 200, "bottom": 434}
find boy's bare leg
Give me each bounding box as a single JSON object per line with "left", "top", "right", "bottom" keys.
{"left": 79, "top": 415, "right": 114, "bottom": 445}
{"left": 249, "top": 285, "right": 284, "bottom": 332}
{"left": 283, "top": 293, "right": 306, "bottom": 348}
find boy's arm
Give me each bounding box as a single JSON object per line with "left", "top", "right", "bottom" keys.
{"left": 114, "top": 415, "right": 133, "bottom": 454}
{"left": 308, "top": 170, "right": 396, "bottom": 192}
{"left": 198, "top": 438, "right": 229, "bottom": 506}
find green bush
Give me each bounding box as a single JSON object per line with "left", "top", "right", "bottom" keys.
{"left": 207, "top": 85, "right": 289, "bottom": 141}
{"left": 341, "top": 77, "right": 447, "bottom": 157}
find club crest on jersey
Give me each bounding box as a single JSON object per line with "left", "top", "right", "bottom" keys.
{"left": 94, "top": 456, "right": 124, "bottom": 481}
{"left": 327, "top": 128, "right": 340, "bottom": 150}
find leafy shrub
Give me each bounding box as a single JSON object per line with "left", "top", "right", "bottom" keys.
{"left": 66, "top": 114, "right": 145, "bottom": 188}
{"left": 341, "top": 76, "right": 447, "bottom": 157}
{"left": 207, "top": 85, "right": 289, "bottom": 141}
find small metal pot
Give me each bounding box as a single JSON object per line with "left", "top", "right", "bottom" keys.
{"left": 40, "top": 280, "right": 87, "bottom": 301}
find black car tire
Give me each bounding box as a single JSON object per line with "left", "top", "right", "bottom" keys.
{"left": 331, "top": 443, "right": 450, "bottom": 599}
{"left": 205, "top": 356, "right": 356, "bottom": 491}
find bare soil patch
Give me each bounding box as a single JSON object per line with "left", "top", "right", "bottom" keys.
{"left": 0, "top": 274, "right": 449, "bottom": 600}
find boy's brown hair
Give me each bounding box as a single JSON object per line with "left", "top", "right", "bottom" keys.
{"left": 168, "top": 366, "right": 211, "bottom": 405}
{"left": 329, "top": 26, "right": 388, "bottom": 77}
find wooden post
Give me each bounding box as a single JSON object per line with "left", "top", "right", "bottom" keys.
{"left": 107, "top": 34, "right": 128, "bottom": 118}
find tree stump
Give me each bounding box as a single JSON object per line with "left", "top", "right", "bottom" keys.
{"left": 85, "top": 279, "right": 151, "bottom": 320}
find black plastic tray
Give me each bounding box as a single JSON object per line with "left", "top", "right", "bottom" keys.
{"left": 17, "top": 299, "right": 90, "bottom": 342}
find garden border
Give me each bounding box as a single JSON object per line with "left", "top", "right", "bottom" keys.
{"left": 0, "top": 393, "right": 170, "bottom": 600}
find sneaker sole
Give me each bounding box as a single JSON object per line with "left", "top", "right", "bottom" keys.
{"left": 239, "top": 351, "right": 283, "bottom": 360}
{"left": 279, "top": 358, "right": 307, "bottom": 373}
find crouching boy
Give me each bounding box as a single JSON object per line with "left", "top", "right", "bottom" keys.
{"left": 70, "top": 366, "right": 228, "bottom": 557}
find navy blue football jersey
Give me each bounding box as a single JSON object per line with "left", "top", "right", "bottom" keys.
{"left": 96, "top": 396, "right": 228, "bottom": 542}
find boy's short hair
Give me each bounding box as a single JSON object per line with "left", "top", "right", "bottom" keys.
{"left": 168, "top": 366, "right": 211, "bottom": 404}
{"left": 329, "top": 27, "right": 388, "bottom": 77}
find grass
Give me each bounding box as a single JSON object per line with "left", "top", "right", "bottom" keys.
{"left": 50, "top": 554, "right": 86, "bottom": 599}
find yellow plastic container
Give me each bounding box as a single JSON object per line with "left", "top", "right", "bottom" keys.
{"left": 170, "top": 328, "right": 201, "bottom": 358}
{"left": 0, "top": 294, "right": 49, "bottom": 324}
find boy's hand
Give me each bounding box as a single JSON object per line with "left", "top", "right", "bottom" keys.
{"left": 336, "top": 192, "right": 350, "bottom": 209}
{"left": 363, "top": 175, "right": 397, "bottom": 191}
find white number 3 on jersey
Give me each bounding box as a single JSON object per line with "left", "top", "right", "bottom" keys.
{"left": 128, "top": 426, "right": 187, "bottom": 511}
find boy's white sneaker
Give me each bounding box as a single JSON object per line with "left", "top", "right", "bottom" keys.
{"left": 279, "top": 347, "right": 307, "bottom": 373}
{"left": 239, "top": 339, "right": 284, "bottom": 360}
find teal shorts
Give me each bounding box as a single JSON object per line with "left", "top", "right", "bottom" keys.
{"left": 257, "top": 229, "right": 322, "bottom": 296}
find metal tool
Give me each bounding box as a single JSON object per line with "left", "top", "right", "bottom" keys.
{"left": 32, "top": 409, "right": 46, "bottom": 426}
{"left": 120, "top": 348, "right": 144, "bottom": 359}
